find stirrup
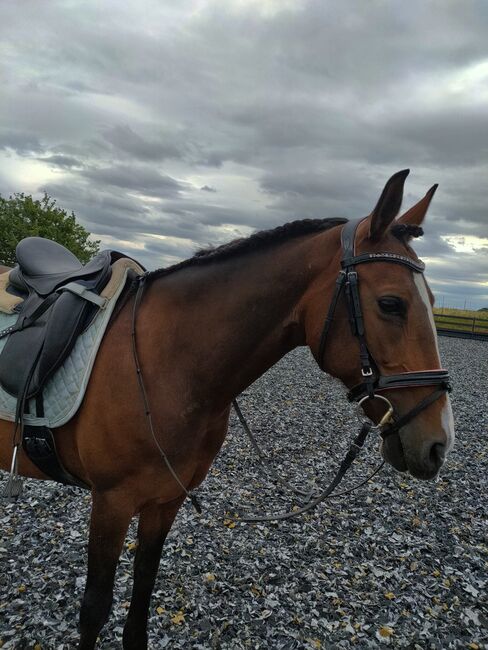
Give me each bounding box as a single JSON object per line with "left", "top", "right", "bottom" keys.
{"left": 2, "top": 444, "right": 23, "bottom": 499}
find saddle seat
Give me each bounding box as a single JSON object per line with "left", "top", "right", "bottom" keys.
{"left": 10, "top": 237, "right": 111, "bottom": 297}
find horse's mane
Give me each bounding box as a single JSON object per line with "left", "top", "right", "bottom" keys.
{"left": 148, "top": 217, "right": 347, "bottom": 282}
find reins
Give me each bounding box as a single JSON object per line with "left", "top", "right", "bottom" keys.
{"left": 131, "top": 274, "right": 202, "bottom": 513}
{"left": 131, "top": 218, "right": 451, "bottom": 523}
{"left": 235, "top": 419, "right": 386, "bottom": 523}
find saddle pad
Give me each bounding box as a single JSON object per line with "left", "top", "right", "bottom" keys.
{"left": 0, "top": 259, "right": 142, "bottom": 428}
{"left": 0, "top": 271, "right": 23, "bottom": 313}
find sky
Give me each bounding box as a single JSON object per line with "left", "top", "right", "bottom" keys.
{"left": 1, "top": 0, "right": 487, "bottom": 309}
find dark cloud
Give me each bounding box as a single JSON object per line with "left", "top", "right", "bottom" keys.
{"left": 41, "top": 154, "right": 83, "bottom": 169}
{"left": 102, "top": 125, "right": 185, "bottom": 162}
{"left": 413, "top": 233, "right": 458, "bottom": 259}
{"left": 0, "top": 130, "right": 43, "bottom": 155}
{"left": 385, "top": 107, "right": 488, "bottom": 168}
{"left": 81, "top": 165, "right": 185, "bottom": 198}
{"left": 0, "top": 0, "right": 487, "bottom": 306}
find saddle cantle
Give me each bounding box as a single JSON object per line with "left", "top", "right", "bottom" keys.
{"left": 11, "top": 237, "right": 110, "bottom": 296}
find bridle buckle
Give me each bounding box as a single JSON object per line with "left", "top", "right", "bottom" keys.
{"left": 361, "top": 367, "right": 373, "bottom": 377}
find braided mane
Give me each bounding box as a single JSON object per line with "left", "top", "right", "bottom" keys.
{"left": 148, "top": 217, "right": 347, "bottom": 281}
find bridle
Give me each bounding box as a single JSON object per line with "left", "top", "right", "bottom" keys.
{"left": 237, "top": 218, "right": 452, "bottom": 522}
{"left": 317, "top": 217, "right": 451, "bottom": 439}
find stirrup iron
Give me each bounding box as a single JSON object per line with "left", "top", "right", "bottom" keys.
{"left": 2, "top": 444, "right": 23, "bottom": 499}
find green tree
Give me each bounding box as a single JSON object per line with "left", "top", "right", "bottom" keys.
{"left": 0, "top": 193, "right": 100, "bottom": 266}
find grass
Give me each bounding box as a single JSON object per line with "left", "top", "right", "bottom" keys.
{"left": 433, "top": 307, "right": 488, "bottom": 334}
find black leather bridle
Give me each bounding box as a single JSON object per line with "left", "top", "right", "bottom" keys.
{"left": 236, "top": 217, "right": 453, "bottom": 523}
{"left": 317, "top": 218, "right": 451, "bottom": 438}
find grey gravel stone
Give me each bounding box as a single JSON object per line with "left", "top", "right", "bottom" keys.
{"left": 0, "top": 337, "right": 486, "bottom": 649}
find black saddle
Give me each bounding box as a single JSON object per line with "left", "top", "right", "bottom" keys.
{"left": 0, "top": 237, "right": 117, "bottom": 400}
{"left": 0, "top": 237, "right": 141, "bottom": 492}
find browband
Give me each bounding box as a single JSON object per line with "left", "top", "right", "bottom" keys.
{"left": 340, "top": 218, "right": 425, "bottom": 272}
{"left": 341, "top": 253, "right": 425, "bottom": 273}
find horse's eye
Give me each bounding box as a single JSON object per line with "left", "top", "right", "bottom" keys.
{"left": 378, "top": 296, "right": 406, "bottom": 316}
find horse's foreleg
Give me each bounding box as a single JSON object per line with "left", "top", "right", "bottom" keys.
{"left": 78, "top": 490, "right": 134, "bottom": 650}
{"left": 122, "top": 496, "right": 185, "bottom": 650}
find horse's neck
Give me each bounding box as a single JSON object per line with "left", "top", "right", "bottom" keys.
{"left": 145, "top": 232, "right": 336, "bottom": 406}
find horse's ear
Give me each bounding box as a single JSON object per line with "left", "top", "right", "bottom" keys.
{"left": 368, "top": 169, "right": 410, "bottom": 241}
{"left": 397, "top": 184, "right": 438, "bottom": 226}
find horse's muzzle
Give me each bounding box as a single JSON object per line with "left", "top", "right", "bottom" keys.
{"left": 381, "top": 432, "right": 448, "bottom": 480}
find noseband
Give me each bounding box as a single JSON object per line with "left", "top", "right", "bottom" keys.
{"left": 317, "top": 218, "right": 451, "bottom": 438}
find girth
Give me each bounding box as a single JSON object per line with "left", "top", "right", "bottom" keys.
{"left": 318, "top": 218, "right": 451, "bottom": 438}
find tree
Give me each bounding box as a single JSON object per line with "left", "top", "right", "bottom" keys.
{"left": 0, "top": 193, "right": 100, "bottom": 266}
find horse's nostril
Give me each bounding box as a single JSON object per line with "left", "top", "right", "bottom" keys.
{"left": 429, "top": 442, "right": 446, "bottom": 467}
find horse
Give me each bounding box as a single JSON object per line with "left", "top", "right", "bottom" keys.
{"left": 0, "top": 170, "right": 454, "bottom": 649}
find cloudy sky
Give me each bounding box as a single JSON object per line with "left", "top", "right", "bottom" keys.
{"left": 1, "top": 0, "right": 487, "bottom": 308}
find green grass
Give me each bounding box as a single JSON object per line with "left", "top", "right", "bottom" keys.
{"left": 434, "top": 307, "right": 488, "bottom": 334}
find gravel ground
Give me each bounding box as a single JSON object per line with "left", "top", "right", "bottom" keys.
{"left": 0, "top": 337, "right": 487, "bottom": 650}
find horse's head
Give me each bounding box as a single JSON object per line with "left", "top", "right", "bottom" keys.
{"left": 305, "top": 170, "right": 454, "bottom": 480}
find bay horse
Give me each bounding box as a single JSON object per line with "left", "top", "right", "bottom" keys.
{"left": 0, "top": 170, "right": 454, "bottom": 649}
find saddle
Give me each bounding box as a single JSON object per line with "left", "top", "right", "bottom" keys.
{"left": 0, "top": 237, "right": 143, "bottom": 492}
{"left": 0, "top": 237, "right": 119, "bottom": 400}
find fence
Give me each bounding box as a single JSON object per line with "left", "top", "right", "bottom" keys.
{"left": 434, "top": 313, "right": 488, "bottom": 341}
